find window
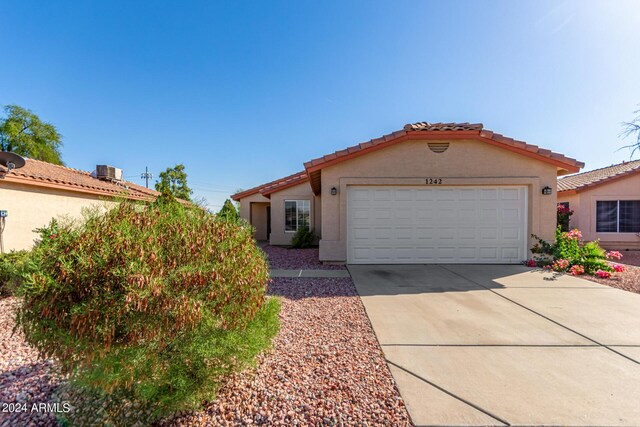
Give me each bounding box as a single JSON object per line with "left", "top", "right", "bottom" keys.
{"left": 620, "top": 201, "right": 640, "bottom": 232}
{"left": 596, "top": 200, "right": 640, "bottom": 233}
{"left": 285, "top": 200, "right": 310, "bottom": 232}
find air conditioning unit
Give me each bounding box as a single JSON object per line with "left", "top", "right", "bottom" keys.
{"left": 96, "top": 165, "right": 124, "bottom": 181}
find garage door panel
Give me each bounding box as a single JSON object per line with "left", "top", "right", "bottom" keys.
{"left": 348, "top": 186, "right": 527, "bottom": 264}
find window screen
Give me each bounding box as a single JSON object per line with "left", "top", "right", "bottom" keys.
{"left": 596, "top": 201, "right": 618, "bottom": 232}
{"left": 620, "top": 200, "right": 640, "bottom": 233}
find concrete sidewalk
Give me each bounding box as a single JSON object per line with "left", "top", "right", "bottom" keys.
{"left": 270, "top": 269, "right": 351, "bottom": 278}
{"left": 350, "top": 264, "right": 640, "bottom": 427}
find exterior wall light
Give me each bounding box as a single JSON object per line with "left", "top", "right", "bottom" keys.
{"left": 330, "top": 187, "right": 338, "bottom": 196}
{"left": 542, "top": 186, "right": 552, "bottom": 195}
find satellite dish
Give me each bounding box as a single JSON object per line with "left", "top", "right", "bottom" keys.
{"left": 0, "top": 152, "right": 26, "bottom": 171}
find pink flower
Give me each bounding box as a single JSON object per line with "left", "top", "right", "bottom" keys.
{"left": 551, "top": 259, "right": 570, "bottom": 271}
{"left": 610, "top": 263, "right": 626, "bottom": 273}
{"left": 525, "top": 259, "right": 537, "bottom": 267}
{"left": 49, "top": 234, "right": 57, "bottom": 239}
{"left": 565, "top": 229, "right": 582, "bottom": 240}
{"left": 569, "top": 265, "right": 585, "bottom": 276}
{"left": 595, "top": 270, "right": 611, "bottom": 279}
{"left": 606, "top": 251, "right": 623, "bottom": 260}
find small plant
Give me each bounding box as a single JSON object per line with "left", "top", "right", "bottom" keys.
{"left": 16, "top": 200, "right": 279, "bottom": 421}
{"left": 291, "top": 227, "right": 316, "bottom": 248}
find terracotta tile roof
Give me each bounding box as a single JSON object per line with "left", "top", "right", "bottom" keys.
{"left": 231, "top": 171, "right": 308, "bottom": 201}
{"left": 404, "top": 122, "right": 484, "bottom": 132}
{"left": 304, "top": 122, "right": 584, "bottom": 173}
{"left": 260, "top": 171, "right": 309, "bottom": 197}
{"left": 557, "top": 159, "right": 640, "bottom": 192}
{"left": 0, "top": 158, "right": 160, "bottom": 200}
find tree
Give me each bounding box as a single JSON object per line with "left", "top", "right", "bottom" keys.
{"left": 621, "top": 108, "right": 640, "bottom": 158}
{"left": 155, "top": 163, "right": 192, "bottom": 201}
{"left": 0, "top": 105, "right": 64, "bottom": 165}
{"left": 217, "top": 199, "right": 239, "bottom": 221}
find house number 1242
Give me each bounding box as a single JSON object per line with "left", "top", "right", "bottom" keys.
{"left": 426, "top": 178, "right": 442, "bottom": 184}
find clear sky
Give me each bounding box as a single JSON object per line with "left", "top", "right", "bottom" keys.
{"left": 1, "top": 1, "right": 639, "bottom": 210}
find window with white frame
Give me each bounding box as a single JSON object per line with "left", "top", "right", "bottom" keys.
{"left": 285, "top": 200, "right": 310, "bottom": 232}
{"left": 596, "top": 200, "right": 640, "bottom": 233}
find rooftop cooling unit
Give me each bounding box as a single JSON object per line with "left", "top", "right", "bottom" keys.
{"left": 96, "top": 165, "right": 123, "bottom": 181}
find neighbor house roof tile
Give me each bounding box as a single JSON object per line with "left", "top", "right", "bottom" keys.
{"left": 557, "top": 159, "right": 640, "bottom": 192}
{"left": 0, "top": 158, "right": 159, "bottom": 200}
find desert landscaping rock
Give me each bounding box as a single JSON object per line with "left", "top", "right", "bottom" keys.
{"left": 0, "top": 277, "right": 410, "bottom": 426}
{"left": 586, "top": 264, "right": 640, "bottom": 295}
{"left": 262, "top": 246, "right": 346, "bottom": 270}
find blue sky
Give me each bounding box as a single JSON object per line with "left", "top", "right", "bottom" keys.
{"left": 1, "top": 1, "right": 639, "bottom": 210}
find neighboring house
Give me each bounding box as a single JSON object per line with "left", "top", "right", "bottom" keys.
{"left": 0, "top": 159, "right": 160, "bottom": 252}
{"left": 233, "top": 122, "right": 583, "bottom": 264}
{"left": 558, "top": 160, "right": 640, "bottom": 250}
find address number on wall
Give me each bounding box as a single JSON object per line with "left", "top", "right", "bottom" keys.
{"left": 425, "top": 178, "right": 443, "bottom": 185}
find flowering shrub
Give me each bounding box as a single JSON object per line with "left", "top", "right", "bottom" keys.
{"left": 551, "top": 259, "right": 570, "bottom": 272}
{"left": 569, "top": 264, "right": 585, "bottom": 276}
{"left": 610, "top": 263, "right": 626, "bottom": 273}
{"left": 557, "top": 204, "right": 574, "bottom": 232}
{"left": 606, "top": 251, "right": 623, "bottom": 260}
{"left": 566, "top": 229, "right": 582, "bottom": 240}
{"left": 16, "top": 200, "right": 280, "bottom": 419}
{"left": 529, "top": 226, "right": 625, "bottom": 277}
{"left": 595, "top": 270, "right": 612, "bottom": 279}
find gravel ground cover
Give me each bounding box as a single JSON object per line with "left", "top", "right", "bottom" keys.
{"left": 262, "top": 245, "right": 346, "bottom": 270}
{"left": 0, "top": 298, "right": 61, "bottom": 427}
{"left": 584, "top": 264, "right": 640, "bottom": 294}
{"left": 0, "top": 277, "right": 411, "bottom": 426}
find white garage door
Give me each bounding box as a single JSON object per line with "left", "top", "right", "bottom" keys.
{"left": 347, "top": 186, "right": 527, "bottom": 264}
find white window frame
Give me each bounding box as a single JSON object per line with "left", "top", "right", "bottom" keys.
{"left": 596, "top": 200, "right": 640, "bottom": 233}
{"left": 284, "top": 200, "right": 311, "bottom": 233}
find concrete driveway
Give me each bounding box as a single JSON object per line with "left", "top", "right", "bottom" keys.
{"left": 349, "top": 264, "right": 640, "bottom": 427}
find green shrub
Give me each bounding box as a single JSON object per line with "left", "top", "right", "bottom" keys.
{"left": 291, "top": 227, "right": 316, "bottom": 248}
{"left": 217, "top": 198, "right": 239, "bottom": 222}
{"left": 0, "top": 250, "right": 31, "bottom": 297}
{"left": 16, "top": 200, "right": 279, "bottom": 420}
{"left": 530, "top": 226, "right": 613, "bottom": 275}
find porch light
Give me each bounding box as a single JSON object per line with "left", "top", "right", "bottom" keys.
{"left": 330, "top": 187, "right": 338, "bottom": 196}
{"left": 542, "top": 186, "right": 552, "bottom": 195}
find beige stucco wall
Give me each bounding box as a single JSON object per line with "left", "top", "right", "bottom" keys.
{"left": 268, "top": 182, "right": 321, "bottom": 246}
{"left": 0, "top": 182, "right": 117, "bottom": 252}
{"left": 557, "top": 193, "right": 580, "bottom": 229}
{"left": 238, "top": 192, "right": 270, "bottom": 240}
{"left": 558, "top": 174, "right": 640, "bottom": 249}
{"left": 318, "top": 138, "right": 560, "bottom": 262}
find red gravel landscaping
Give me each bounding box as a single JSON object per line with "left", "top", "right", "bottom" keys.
{"left": 0, "top": 278, "right": 410, "bottom": 426}
{"left": 262, "top": 245, "right": 347, "bottom": 270}
{"left": 580, "top": 250, "right": 640, "bottom": 294}
{"left": 584, "top": 264, "right": 640, "bottom": 295}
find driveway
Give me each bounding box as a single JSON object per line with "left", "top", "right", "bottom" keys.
{"left": 349, "top": 264, "right": 640, "bottom": 426}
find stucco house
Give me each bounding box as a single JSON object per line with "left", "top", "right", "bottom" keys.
{"left": 232, "top": 122, "right": 584, "bottom": 264}
{"left": 558, "top": 159, "right": 640, "bottom": 250}
{"left": 0, "top": 158, "right": 159, "bottom": 252}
